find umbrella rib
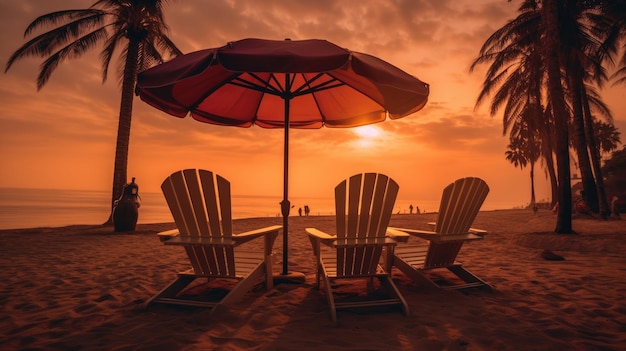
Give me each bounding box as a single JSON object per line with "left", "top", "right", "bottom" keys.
{"left": 294, "top": 80, "right": 345, "bottom": 97}
{"left": 292, "top": 73, "right": 345, "bottom": 97}
{"left": 230, "top": 74, "right": 283, "bottom": 96}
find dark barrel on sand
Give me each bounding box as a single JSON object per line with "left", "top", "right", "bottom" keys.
{"left": 113, "top": 178, "right": 140, "bottom": 232}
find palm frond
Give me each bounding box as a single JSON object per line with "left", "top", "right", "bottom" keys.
{"left": 6, "top": 11, "right": 106, "bottom": 72}
{"left": 36, "top": 28, "right": 108, "bottom": 89}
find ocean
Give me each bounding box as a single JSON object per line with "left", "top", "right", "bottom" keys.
{"left": 0, "top": 187, "right": 519, "bottom": 230}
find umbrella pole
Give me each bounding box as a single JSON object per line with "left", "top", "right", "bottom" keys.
{"left": 275, "top": 76, "right": 304, "bottom": 284}
{"left": 280, "top": 97, "right": 290, "bottom": 276}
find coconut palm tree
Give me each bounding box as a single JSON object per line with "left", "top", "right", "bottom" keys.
{"left": 474, "top": 0, "right": 621, "bottom": 231}
{"left": 505, "top": 138, "right": 528, "bottom": 170}
{"left": 4, "top": 0, "right": 182, "bottom": 227}
{"left": 470, "top": 0, "right": 557, "bottom": 207}
{"left": 555, "top": 0, "right": 620, "bottom": 217}
{"left": 543, "top": 0, "right": 573, "bottom": 232}
{"left": 505, "top": 128, "right": 540, "bottom": 210}
{"left": 594, "top": 120, "right": 621, "bottom": 154}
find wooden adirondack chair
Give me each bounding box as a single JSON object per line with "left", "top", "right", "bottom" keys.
{"left": 389, "top": 177, "right": 492, "bottom": 291}
{"left": 147, "top": 169, "right": 281, "bottom": 309}
{"left": 306, "top": 173, "right": 409, "bottom": 323}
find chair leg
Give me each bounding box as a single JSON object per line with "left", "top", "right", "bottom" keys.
{"left": 320, "top": 264, "right": 337, "bottom": 323}
{"left": 392, "top": 254, "right": 439, "bottom": 289}
{"left": 145, "top": 274, "right": 196, "bottom": 308}
{"left": 447, "top": 265, "right": 492, "bottom": 291}
{"left": 379, "top": 275, "right": 410, "bottom": 316}
{"left": 220, "top": 263, "right": 265, "bottom": 305}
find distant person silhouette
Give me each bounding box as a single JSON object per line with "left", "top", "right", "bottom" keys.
{"left": 409, "top": 204, "right": 414, "bottom": 214}
{"left": 298, "top": 207, "right": 303, "bottom": 216}
{"left": 304, "top": 205, "right": 310, "bottom": 216}
{"left": 415, "top": 206, "right": 420, "bottom": 214}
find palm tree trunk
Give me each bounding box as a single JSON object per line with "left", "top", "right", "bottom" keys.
{"left": 539, "top": 120, "right": 558, "bottom": 207}
{"left": 104, "top": 37, "right": 140, "bottom": 226}
{"left": 533, "top": 77, "right": 558, "bottom": 208}
{"left": 543, "top": 0, "right": 572, "bottom": 233}
{"left": 530, "top": 162, "right": 537, "bottom": 209}
{"left": 582, "top": 92, "right": 610, "bottom": 218}
{"left": 568, "top": 73, "right": 599, "bottom": 212}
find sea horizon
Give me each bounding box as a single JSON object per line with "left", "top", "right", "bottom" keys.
{"left": 0, "top": 187, "right": 526, "bottom": 230}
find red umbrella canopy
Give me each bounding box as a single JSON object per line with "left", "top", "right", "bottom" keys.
{"left": 136, "top": 38, "right": 429, "bottom": 129}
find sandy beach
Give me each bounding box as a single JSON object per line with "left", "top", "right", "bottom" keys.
{"left": 1, "top": 209, "right": 624, "bottom": 350}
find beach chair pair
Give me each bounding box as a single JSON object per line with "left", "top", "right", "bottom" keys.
{"left": 148, "top": 169, "right": 491, "bottom": 322}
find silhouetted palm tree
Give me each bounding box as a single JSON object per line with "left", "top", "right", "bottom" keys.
{"left": 474, "top": 0, "right": 623, "bottom": 231}
{"left": 505, "top": 128, "right": 540, "bottom": 209}
{"left": 556, "top": 0, "right": 620, "bottom": 217}
{"left": 5, "top": 0, "right": 182, "bottom": 226}
{"left": 471, "top": 0, "right": 556, "bottom": 207}
{"left": 594, "top": 120, "right": 621, "bottom": 154}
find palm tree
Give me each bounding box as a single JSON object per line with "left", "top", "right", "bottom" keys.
{"left": 593, "top": 120, "right": 621, "bottom": 154}
{"left": 505, "top": 138, "right": 528, "bottom": 170}
{"left": 543, "top": 0, "right": 573, "bottom": 233}
{"left": 505, "top": 131, "right": 539, "bottom": 210}
{"left": 5, "top": 0, "right": 182, "bottom": 227}
{"left": 555, "top": 0, "right": 619, "bottom": 217}
{"left": 470, "top": 0, "right": 557, "bottom": 207}
{"left": 473, "top": 0, "right": 620, "bottom": 221}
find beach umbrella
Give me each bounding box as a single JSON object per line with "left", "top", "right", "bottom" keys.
{"left": 136, "top": 38, "right": 429, "bottom": 276}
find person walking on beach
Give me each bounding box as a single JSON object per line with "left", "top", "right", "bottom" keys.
{"left": 409, "top": 204, "right": 414, "bottom": 214}
{"left": 304, "top": 205, "right": 310, "bottom": 216}
{"left": 298, "top": 207, "right": 303, "bottom": 216}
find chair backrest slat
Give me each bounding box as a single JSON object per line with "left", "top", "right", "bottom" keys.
{"left": 334, "top": 173, "right": 399, "bottom": 277}
{"left": 425, "top": 177, "right": 489, "bottom": 268}
{"left": 161, "top": 169, "right": 236, "bottom": 277}
{"left": 435, "top": 177, "right": 489, "bottom": 235}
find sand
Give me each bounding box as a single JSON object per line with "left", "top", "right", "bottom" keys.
{"left": 1, "top": 209, "right": 624, "bottom": 351}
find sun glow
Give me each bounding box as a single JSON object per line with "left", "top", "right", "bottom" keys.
{"left": 354, "top": 125, "right": 381, "bottom": 139}
{"left": 353, "top": 125, "right": 382, "bottom": 148}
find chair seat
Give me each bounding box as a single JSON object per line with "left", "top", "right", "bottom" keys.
{"left": 393, "top": 244, "right": 428, "bottom": 268}
{"left": 181, "top": 250, "right": 265, "bottom": 278}
{"left": 320, "top": 251, "right": 387, "bottom": 279}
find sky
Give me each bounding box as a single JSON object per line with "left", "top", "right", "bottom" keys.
{"left": 0, "top": 0, "right": 624, "bottom": 210}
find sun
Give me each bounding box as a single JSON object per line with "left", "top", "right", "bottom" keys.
{"left": 353, "top": 125, "right": 382, "bottom": 148}
{"left": 354, "top": 125, "right": 381, "bottom": 139}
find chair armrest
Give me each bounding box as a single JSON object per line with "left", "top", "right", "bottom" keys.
{"left": 306, "top": 228, "right": 336, "bottom": 257}
{"left": 233, "top": 225, "right": 281, "bottom": 255}
{"left": 386, "top": 228, "right": 411, "bottom": 243}
{"left": 306, "top": 228, "right": 336, "bottom": 243}
{"left": 388, "top": 227, "right": 483, "bottom": 242}
{"left": 469, "top": 227, "right": 487, "bottom": 237}
{"left": 388, "top": 227, "right": 437, "bottom": 240}
{"left": 157, "top": 229, "right": 180, "bottom": 242}
{"left": 234, "top": 225, "right": 282, "bottom": 242}
{"left": 433, "top": 233, "right": 483, "bottom": 242}
{"left": 427, "top": 222, "right": 487, "bottom": 236}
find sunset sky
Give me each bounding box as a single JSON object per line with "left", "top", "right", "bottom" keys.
{"left": 1, "top": 0, "right": 624, "bottom": 210}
